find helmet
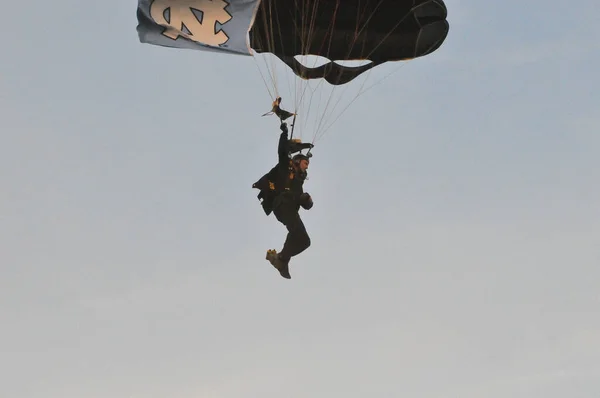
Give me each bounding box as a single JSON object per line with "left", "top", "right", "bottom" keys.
{"left": 291, "top": 153, "right": 310, "bottom": 180}
{"left": 292, "top": 153, "right": 310, "bottom": 164}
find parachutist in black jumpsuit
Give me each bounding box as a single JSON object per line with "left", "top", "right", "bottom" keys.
{"left": 252, "top": 122, "right": 314, "bottom": 279}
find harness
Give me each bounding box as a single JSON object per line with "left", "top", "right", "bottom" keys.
{"left": 253, "top": 99, "right": 312, "bottom": 215}
{"left": 252, "top": 160, "right": 298, "bottom": 215}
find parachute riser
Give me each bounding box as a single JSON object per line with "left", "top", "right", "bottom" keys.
{"left": 284, "top": 104, "right": 313, "bottom": 159}
{"left": 290, "top": 114, "right": 297, "bottom": 138}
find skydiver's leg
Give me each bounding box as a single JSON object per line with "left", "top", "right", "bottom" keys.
{"left": 266, "top": 197, "right": 311, "bottom": 279}
{"left": 275, "top": 206, "right": 311, "bottom": 263}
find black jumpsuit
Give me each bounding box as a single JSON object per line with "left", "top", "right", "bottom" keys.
{"left": 270, "top": 130, "right": 311, "bottom": 264}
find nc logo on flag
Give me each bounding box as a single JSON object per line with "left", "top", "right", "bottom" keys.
{"left": 149, "top": 0, "right": 233, "bottom": 47}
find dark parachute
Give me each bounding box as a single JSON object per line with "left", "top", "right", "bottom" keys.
{"left": 136, "top": 0, "right": 450, "bottom": 138}
{"left": 136, "top": 0, "right": 449, "bottom": 85}
{"left": 249, "top": 0, "right": 449, "bottom": 85}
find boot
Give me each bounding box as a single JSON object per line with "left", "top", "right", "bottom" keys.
{"left": 266, "top": 249, "right": 291, "bottom": 279}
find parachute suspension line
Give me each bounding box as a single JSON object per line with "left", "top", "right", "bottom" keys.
{"left": 254, "top": 0, "right": 297, "bottom": 116}
{"left": 289, "top": 0, "right": 330, "bottom": 141}
{"left": 281, "top": 0, "right": 306, "bottom": 140}
{"left": 300, "top": 0, "right": 321, "bottom": 62}
{"left": 259, "top": 0, "right": 282, "bottom": 99}
{"left": 361, "top": 58, "right": 412, "bottom": 94}
{"left": 273, "top": 2, "right": 296, "bottom": 114}
{"left": 293, "top": 0, "right": 317, "bottom": 120}
{"left": 310, "top": 0, "right": 385, "bottom": 141}
{"left": 293, "top": 0, "right": 348, "bottom": 140}
{"left": 295, "top": 0, "right": 321, "bottom": 140}
{"left": 307, "top": 79, "right": 333, "bottom": 139}
{"left": 315, "top": 61, "right": 414, "bottom": 142}
{"left": 284, "top": 0, "right": 370, "bottom": 141}
{"left": 254, "top": 4, "right": 303, "bottom": 136}
{"left": 312, "top": 0, "right": 429, "bottom": 142}
{"left": 310, "top": 0, "right": 343, "bottom": 137}
{"left": 261, "top": 0, "right": 309, "bottom": 136}
{"left": 313, "top": 78, "right": 334, "bottom": 141}
{"left": 292, "top": 75, "right": 312, "bottom": 141}
{"left": 252, "top": 54, "right": 276, "bottom": 101}
{"left": 313, "top": 70, "right": 372, "bottom": 144}
{"left": 254, "top": 51, "right": 279, "bottom": 101}
{"left": 267, "top": 2, "right": 281, "bottom": 99}
{"left": 255, "top": 0, "right": 429, "bottom": 143}
{"left": 310, "top": 0, "right": 420, "bottom": 143}
{"left": 313, "top": 0, "right": 449, "bottom": 137}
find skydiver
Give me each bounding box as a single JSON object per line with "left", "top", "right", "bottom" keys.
{"left": 252, "top": 121, "right": 314, "bottom": 279}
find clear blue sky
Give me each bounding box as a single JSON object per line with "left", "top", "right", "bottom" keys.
{"left": 2, "top": 1, "right": 599, "bottom": 397}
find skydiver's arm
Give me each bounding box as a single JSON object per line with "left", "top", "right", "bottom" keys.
{"left": 278, "top": 123, "right": 289, "bottom": 165}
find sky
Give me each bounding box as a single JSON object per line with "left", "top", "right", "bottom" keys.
{"left": 1, "top": 1, "right": 599, "bottom": 397}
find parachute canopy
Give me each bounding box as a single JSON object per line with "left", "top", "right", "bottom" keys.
{"left": 136, "top": 0, "right": 449, "bottom": 85}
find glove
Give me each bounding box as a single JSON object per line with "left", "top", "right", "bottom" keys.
{"left": 299, "top": 193, "right": 313, "bottom": 210}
